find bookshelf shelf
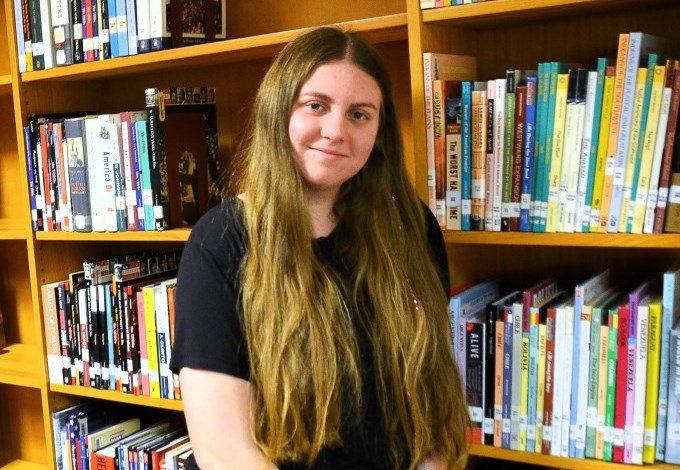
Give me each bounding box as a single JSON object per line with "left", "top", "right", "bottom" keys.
{"left": 421, "top": 0, "right": 674, "bottom": 28}
{"left": 469, "top": 444, "right": 680, "bottom": 469}
{"left": 35, "top": 228, "right": 192, "bottom": 242}
{"left": 443, "top": 231, "right": 680, "bottom": 249}
{"left": 20, "top": 15, "right": 408, "bottom": 84}
{"left": 0, "top": 460, "right": 48, "bottom": 470}
{"left": 50, "top": 384, "right": 184, "bottom": 411}
{"left": 0, "top": 343, "right": 42, "bottom": 388}
{"left": 0, "top": 219, "right": 27, "bottom": 240}
{"left": 0, "top": 74, "right": 10, "bottom": 86}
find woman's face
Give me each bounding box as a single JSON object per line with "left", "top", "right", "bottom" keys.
{"left": 288, "top": 59, "right": 382, "bottom": 199}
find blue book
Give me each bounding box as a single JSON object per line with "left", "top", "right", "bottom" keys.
{"left": 106, "top": 0, "right": 119, "bottom": 57}
{"left": 665, "top": 320, "right": 680, "bottom": 464}
{"left": 116, "top": 0, "right": 129, "bottom": 56}
{"left": 520, "top": 75, "right": 538, "bottom": 232}
{"left": 132, "top": 120, "right": 155, "bottom": 230}
{"left": 657, "top": 266, "right": 680, "bottom": 460}
{"left": 461, "top": 81, "right": 473, "bottom": 230}
{"left": 531, "top": 63, "right": 550, "bottom": 231}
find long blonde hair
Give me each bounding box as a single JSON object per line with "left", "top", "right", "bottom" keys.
{"left": 229, "top": 26, "right": 469, "bottom": 469}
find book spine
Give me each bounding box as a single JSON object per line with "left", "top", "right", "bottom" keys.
{"left": 501, "top": 71, "right": 516, "bottom": 232}
{"left": 501, "top": 308, "right": 512, "bottom": 448}
{"left": 23, "top": 125, "right": 39, "bottom": 231}
{"left": 599, "top": 33, "right": 630, "bottom": 232}
{"left": 520, "top": 76, "right": 537, "bottom": 232}
{"left": 13, "top": 0, "right": 27, "bottom": 72}
{"left": 665, "top": 331, "right": 680, "bottom": 464}
{"left": 143, "top": 285, "right": 160, "bottom": 398}
{"left": 633, "top": 65, "right": 667, "bottom": 233}
{"left": 603, "top": 308, "right": 619, "bottom": 461}
{"left": 575, "top": 70, "right": 599, "bottom": 232}
{"left": 471, "top": 85, "right": 488, "bottom": 231}
{"left": 466, "top": 321, "right": 485, "bottom": 444}
{"left": 492, "top": 79, "right": 506, "bottom": 232}
{"left": 433, "top": 79, "right": 447, "bottom": 227}
{"left": 643, "top": 302, "right": 662, "bottom": 462}
{"left": 596, "top": 322, "right": 610, "bottom": 459}
{"left": 145, "top": 88, "right": 168, "bottom": 230}
{"left": 423, "top": 53, "right": 437, "bottom": 215}
{"left": 659, "top": 68, "right": 680, "bottom": 232}
{"left": 509, "top": 83, "right": 526, "bottom": 233}
{"left": 493, "top": 318, "right": 504, "bottom": 446}
{"left": 50, "top": 0, "right": 73, "bottom": 65}
{"left": 461, "top": 81, "right": 472, "bottom": 230}
{"left": 545, "top": 73, "right": 569, "bottom": 232}
{"left": 484, "top": 81, "right": 495, "bottom": 232}
{"left": 531, "top": 63, "right": 548, "bottom": 232}
{"left": 445, "top": 96, "right": 463, "bottom": 231}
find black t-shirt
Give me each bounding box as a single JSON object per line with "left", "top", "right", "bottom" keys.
{"left": 170, "top": 197, "right": 450, "bottom": 469}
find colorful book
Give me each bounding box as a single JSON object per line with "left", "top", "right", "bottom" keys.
{"left": 643, "top": 297, "right": 663, "bottom": 462}
{"left": 545, "top": 73, "right": 569, "bottom": 232}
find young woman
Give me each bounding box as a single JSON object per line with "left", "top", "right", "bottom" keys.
{"left": 170, "top": 26, "right": 469, "bottom": 470}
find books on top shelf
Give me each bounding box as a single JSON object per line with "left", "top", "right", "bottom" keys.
{"left": 447, "top": 265, "right": 680, "bottom": 463}
{"left": 23, "top": 87, "right": 221, "bottom": 233}
{"left": 425, "top": 31, "right": 680, "bottom": 234}
{"left": 12, "top": 0, "right": 227, "bottom": 70}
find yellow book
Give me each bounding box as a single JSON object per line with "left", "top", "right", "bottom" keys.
{"left": 536, "top": 323, "right": 547, "bottom": 452}
{"left": 643, "top": 300, "right": 663, "bottom": 463}
{"left": 618, "top": 67, "right": 648, "bottom": 232}
{"left": 595, "top": 323, "right": 609, "bottom": 459}
{"left": 598, "top": 33, "right": 630, "bottom": 232}
{"left": 589, "top": 68, "right": 616, "bottom": 232}
{"left": 545, "top": 73, "right": 569, "bottom": 232}
{"left": 519, "top": 333, "right": 530, "bottom": 451}
{"left": 143, "top": 284, "right": 161, "bottom": 399}
{"left": 631, "top": 65, "right": 667, "bottom": 233}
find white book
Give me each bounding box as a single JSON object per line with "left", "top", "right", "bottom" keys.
{"left": 643, "top": 83, "right": 673, "bottom": 233}
{"left": 558, "top": 75, "right": 586, "bottom": 233}
{"left": 83, "top": 116, "right": 107, "bottom": 232}
{"left": 632, "top": 296, "right": 651, "bottom": 464}
{"left": 574, "top": 71, "right": 598, "bottom": 230}
{"left": 96, "top": 116, "right": 120, "bottom": 232}
{"left": 39, "top": 0, "right": 54, "bottom": 69}
{"left": 59, "top": 128, "right": 72, "bottom": 231}
{"left": 154, "top": 278, "right": 177, "bottom": 399}
{"left": 560, "top": 303, "right": 575, "bottom": 457}
{"left": 135, "top": 0, "right": 151, "bottom": 51}
{"left": 551, "top": 299, "right": 571, "bottom": 456}
{"left": 484, "top": 80, "right": 496, "bottom": 231}
{"left": 492, "top": 78, "right": 506, "bottom": 232}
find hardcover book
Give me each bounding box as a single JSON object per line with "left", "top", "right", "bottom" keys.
{"left": 145, "top": 87, "right": 222, "bottom": 230}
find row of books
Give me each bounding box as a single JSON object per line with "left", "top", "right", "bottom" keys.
{"left": 42, "top": 250, "right": 183, "bottom": 400}
{"left": 420, "top": 0, "right": 496, "bottom": 10}
{"left": 25, "top": 86, "right": 221, "bottom": 232}
{"left": 452, "top": 267, "right": 680, "bottom": 464}
{"left": 425, "top": 32, "right": 680, "bottom": 234}
{"left": 51, "top": 401, "right": 192, "bottom": 470}
{"left": 12, "top": 0, "right": 226, "bottom": 72}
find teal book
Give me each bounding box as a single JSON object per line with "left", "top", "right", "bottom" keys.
{"left": 530, "top": 62, "right": 549, "bottom": 231}
{"left": 461, "top": 81, "right": 473, "bottom": 230}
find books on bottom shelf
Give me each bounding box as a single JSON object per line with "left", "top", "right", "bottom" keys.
{"left": 450, "top": 267, "right": 680, "bottom": 464}
{"left": 40, "top": 250, "right": 183, "bottom": 400}
{"left": 50, "top": 402, "right": 193, "bottom": 470}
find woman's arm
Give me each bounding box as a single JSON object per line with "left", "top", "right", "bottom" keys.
{"left": 180, "top": 367, "right": 278, "bottom": 470}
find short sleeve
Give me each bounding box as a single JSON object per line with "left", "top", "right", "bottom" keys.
{"left": 169, "top": 202, "right": 250, "bottom": 380}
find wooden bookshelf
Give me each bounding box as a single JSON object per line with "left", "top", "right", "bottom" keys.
{"left": 1, "top": 0, "right": 679, "bottom": 467}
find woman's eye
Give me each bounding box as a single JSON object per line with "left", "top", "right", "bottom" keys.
{"left": 306, "top": 102, "right": 324, "bottom": 111}
{"left": 351, "top": 111, "right": 369, "bottom": 121}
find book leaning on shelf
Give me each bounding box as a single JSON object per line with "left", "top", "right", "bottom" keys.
{"left": 145, "top": 86, "right": 222, "bottom": 231}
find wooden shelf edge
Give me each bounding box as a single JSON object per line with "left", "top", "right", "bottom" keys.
{"left": 0, "top": 460, "right": 48, "bottom": 470}
{"left": 0, "top": 219, "right": 29, "bottom": 240}
{"left": 35, "top": 228, "right": 192, "bottom": 242}
{"left": 0, "top": 343, "right": 43, "bottom": 389}
{"left": 422, "top": 0, "right": 673, "bottom": 27}
{"left": 469, "top": 444, "right": 679, "bottom": 469}
{"left": 443, "top": 230, "right": 680, "bottom": 249}
{"left": 50, "top": 383, "right": 184, "bottom": 411}
{"left": 0, "top": 74, "right": 11, "bottom": 86}
{"left": 20, "top": 14, "right": 407, "bottom": 84}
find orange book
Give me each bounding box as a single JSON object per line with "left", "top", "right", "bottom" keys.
{"left": 598, "top": 33, "right": 630, "bottom": 232}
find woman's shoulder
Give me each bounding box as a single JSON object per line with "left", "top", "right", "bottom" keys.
{"left": 186, "top": 196, "right": 247, "bottom": 260}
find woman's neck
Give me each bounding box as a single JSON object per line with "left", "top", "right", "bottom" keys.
{"left": 305, "top": 188, "right": 338, "bottom": 238}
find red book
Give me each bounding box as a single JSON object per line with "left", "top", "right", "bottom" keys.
{"left": 655, "top": 64, "right": 680, "bottom": 232}
{"left": 612, "top": 303, "right": 630, "bottom": 462}
{"left": 542, "top": 304, "right": 557, "bottom": 455}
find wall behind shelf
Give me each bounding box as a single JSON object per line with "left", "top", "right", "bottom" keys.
{"left": 0, "top": 241, "right": 34, "bottom": 345}
{"left": 0, "top": 385, "right": 46, "bottom": 466}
